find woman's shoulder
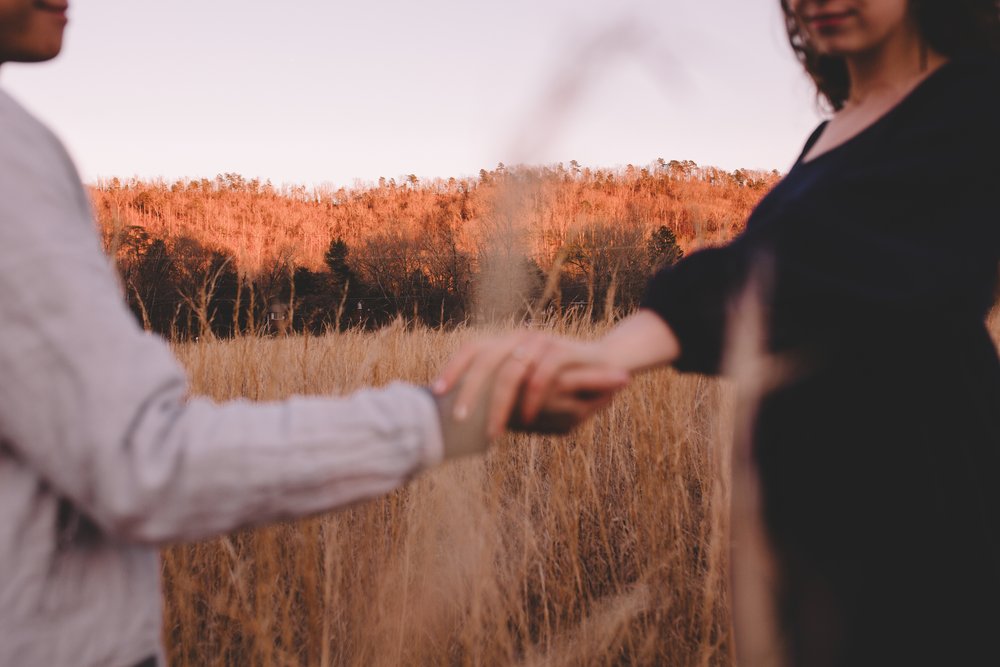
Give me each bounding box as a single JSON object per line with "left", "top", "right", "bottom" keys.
{"left": 876, "top": 53, "right": 1000, "bottom": 190}
{"left": 891, "top": 52, "right": 1000, "bottom": 152}
{"left": 952, "top": 50, "right": 1000, "bottom": 75}
{"left": 934, "top": 51, "right": 1000, "bottom": 108}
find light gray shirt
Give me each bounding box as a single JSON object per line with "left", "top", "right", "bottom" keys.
{"left": 0, "top": 88, "right": 444, "bottom": 667}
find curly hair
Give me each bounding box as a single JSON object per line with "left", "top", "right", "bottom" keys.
{"left": 780, "top": 0, "right": 1000, "bottom": 110}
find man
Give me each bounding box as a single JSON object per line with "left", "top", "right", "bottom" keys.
{"left": 0, "top": 3, "right": 629, "bottom": 664}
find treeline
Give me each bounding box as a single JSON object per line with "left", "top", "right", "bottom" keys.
{"left": 97, "top": 160, "right": 779, "bottom": 339}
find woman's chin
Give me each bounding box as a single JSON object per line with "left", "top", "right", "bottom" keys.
{"left": 811, "top": 36, "right": 867, "bottom": 59}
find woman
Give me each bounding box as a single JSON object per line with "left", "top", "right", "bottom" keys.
{"left": 439, "top": 1, "right": 1000, "bottom": 664}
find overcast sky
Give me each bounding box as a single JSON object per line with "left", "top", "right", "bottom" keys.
{"left": 2, "top": 0, "right": 827, "bottom": 188}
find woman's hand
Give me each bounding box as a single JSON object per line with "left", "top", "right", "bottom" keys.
{"left": 433, "top": 311, "right": 680, "bottom": 438}
{"left": 433, "top": 331, "right": 630, "bottom": 437}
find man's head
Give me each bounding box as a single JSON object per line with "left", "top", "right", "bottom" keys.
{"left": 0, "top": 0, "right": 68, "bottom": 66}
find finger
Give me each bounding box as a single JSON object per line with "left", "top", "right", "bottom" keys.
{"left": 574, "top": 390, "right": 617, "bottom": 415}
{"left": 453, "top": 332, "right": 531, "bottom": 421}
{"left": 510, "top": 398, "right": 575, "bottom": 434}
{"left": 519, "top": 351, "right": 566, "bottom": 425}
{"left": 554, "top": 366, "right": 630, "bottom": 400}
{"left": 564, "top": 394, "right": 615, "bottom": 429}
{"left": 546, "top": 390, "right": 617, "bottom": 417}
{"left": 486, "top": 334, "right": 550, "bottom": 438}
{"left": 528, "top": 392, "right": 616, "bottom": 435}
{"left": 433, "top": 340, "right": 485, "bottom": 394}
{"left": 521, "top": 341, "right": 589, "bottom": 424}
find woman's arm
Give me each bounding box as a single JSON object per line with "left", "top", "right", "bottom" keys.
{"left": 512, "top": 310, "right": 680, "bottom": 425}
{"left": 593, "top": 309, "right": 682, "bottom": 373}
{"left": 433, "top": 310, "right": 680, "bottom": 436}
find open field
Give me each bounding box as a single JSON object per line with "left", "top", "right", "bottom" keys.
{"left": 116, "top": 165, "right": 776, "bottom": 665}
{"left": 163, "top": 310, "right": 1000, "bottom": 666}
{"left": 163, "top": 321, "right": 735, "bottom": 666}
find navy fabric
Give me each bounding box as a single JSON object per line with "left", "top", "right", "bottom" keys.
{"left": 641, "top": 54, "right": 1000, "bottom": 666}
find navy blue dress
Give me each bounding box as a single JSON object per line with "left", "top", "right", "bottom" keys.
{"left": 641, "top": 54, "right": 1000, "bottom": 666}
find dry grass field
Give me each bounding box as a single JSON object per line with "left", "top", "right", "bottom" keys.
{"left": 162, "top": 309, "right": 1000, "bottom": 666}
{"left": 163, "top": 320, "right": 735, "bottom": 667}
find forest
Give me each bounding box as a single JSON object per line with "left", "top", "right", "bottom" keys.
{"left": 95, "top": 160, "right": 779, "bottom": 338}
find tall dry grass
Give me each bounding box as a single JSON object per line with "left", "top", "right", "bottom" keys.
{"left": 163, "top": 320, "right": 736, "bottom": 666}
{"left": 163, "top": 311, "right": 1000, "bottom": 666}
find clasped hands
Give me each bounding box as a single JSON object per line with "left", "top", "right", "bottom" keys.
{"left": 430, "top": 330, "right": 631, "bottom": 456}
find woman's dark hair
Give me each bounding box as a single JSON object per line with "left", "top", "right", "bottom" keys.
{"left": 781, "top": 0, "right": 1000, "bottom": 110}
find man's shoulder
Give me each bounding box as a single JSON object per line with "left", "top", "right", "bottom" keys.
{"left": 0, "top": 88, "right": 87, "bottom": 210}
{"left": 0, "top": 87, "right": 61, "bottom": 143}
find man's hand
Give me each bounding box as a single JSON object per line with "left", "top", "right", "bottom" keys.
{"left": 433, "top": 331, "right": 630, "bottom": 437}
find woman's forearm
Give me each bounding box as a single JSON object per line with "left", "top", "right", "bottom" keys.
{"left": 436, "top": 309, "right": 681, "bottom": 431}
{"left": 594, "top": 309, "right": 681, "bottom": 374}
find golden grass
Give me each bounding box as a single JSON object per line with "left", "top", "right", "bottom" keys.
{"left": 164, "top": 321, "right": 735, "bottom": 666}
{"left": 163, "top": 311, "right": 1000, "bottom": 666}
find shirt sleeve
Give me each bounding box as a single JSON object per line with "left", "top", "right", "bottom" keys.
{"left": 640, "top": 240, "right": 751, "bottom": 375}
{"left": 0, "top": 101, "right": 444, "bottom": 545}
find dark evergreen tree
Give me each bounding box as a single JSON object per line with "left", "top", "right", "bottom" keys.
{"left": 648, "top": 225, "right": 684, "bottom": 272}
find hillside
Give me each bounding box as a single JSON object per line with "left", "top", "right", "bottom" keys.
{"left": 92, "top": 160, "right": 779, "bottom": 337}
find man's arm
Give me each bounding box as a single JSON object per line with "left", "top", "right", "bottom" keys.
{"left": 0, "top": 108, "right": 450, "bottom": 546}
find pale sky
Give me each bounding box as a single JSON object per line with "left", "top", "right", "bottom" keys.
{"left": 2, "top": 0, "right": 827, "bottom": 189}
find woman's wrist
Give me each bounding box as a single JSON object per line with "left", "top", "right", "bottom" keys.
{"left": 590, "top": 337, "right": 628, "bottom": 372}
{"left": 595, "top": 310, "right": 681, "bottom": 374}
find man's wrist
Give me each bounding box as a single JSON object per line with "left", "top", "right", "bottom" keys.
{"left": 422, "top": 385, "right": 490, "bottom": 460}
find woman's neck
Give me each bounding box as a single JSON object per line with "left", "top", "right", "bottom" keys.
{"left": 842, "top": 25, "right": 947, "bottom": 108}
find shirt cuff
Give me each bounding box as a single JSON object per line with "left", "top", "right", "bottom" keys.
{"left": 404, "top": 383, "right": 445, "bottom": 469}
